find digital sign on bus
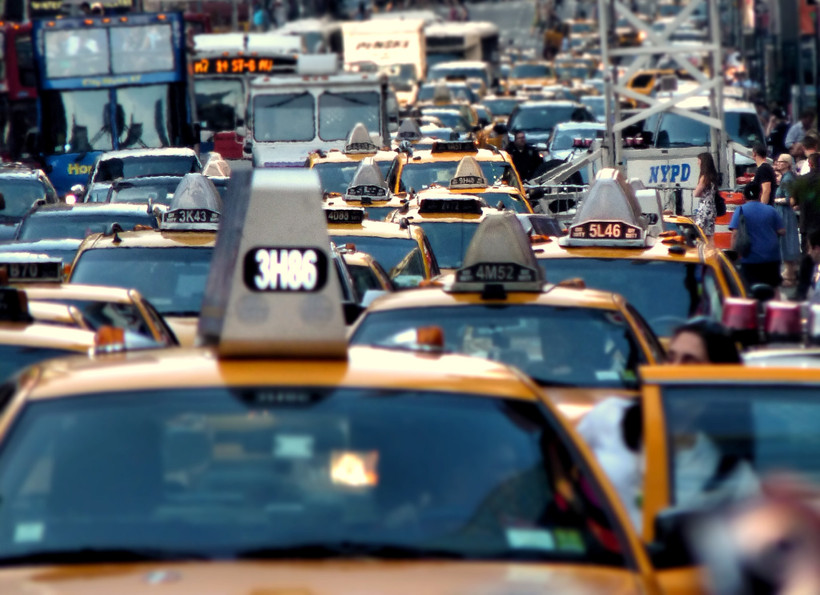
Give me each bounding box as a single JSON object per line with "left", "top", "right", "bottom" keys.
{"left": 193, "top": 56, "right": 296, "bottom": 75}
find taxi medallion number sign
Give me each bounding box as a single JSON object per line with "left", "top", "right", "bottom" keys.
{"left": 346, "top": 185, "right": 387, "bottom": 198}
{"left": 244, "top": 247, "right": 329, "bottom": 292}
{"left": 325, "top": 209, "right": 365, "bottom": 224}
{"left": 570, "top": 221, "right": 641, "bottom": 240}
{"left": 456, "top": 262, "right": 537, "bottom": 283}
{"left": 163, "top": 209, "right": 220, "bottom": 224}
{"left": 1, "top": 262, "right": 62, "bottom": 282}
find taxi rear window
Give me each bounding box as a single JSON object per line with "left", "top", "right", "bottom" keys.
{"left": 351, "top": 306, "right": 645, "bottom": 389}
{"left": 540, "top": 258, "right": 722, "bottom": 337}
{"left": 70, "top": 247, "right": 213, "bottom": 316}
{"left": 330, "top": 236, "right": 425, "bottom": 288}
{"left": 396, "top": 161, "right": 512, "bottom": 192}
{"left": 0, "top": 388, "right": 627, "bottom": 567}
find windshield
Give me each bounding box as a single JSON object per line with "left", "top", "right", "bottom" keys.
{"left": 330, "top": 235, "right": 425, "bottom": 288}
{"left": 421, "top": 111, "right": 468, "bottom": 133}
{"left": 352, "top": 306, "right": 643, "bottom": 388}
{"left": 254, "top": 92, "right": 315, "bottom": 142}
{"left": 0, "top": 345, "right": 79, "bottom": 383}
{"left": 510, "top": 64, "right": 554, "bottom": 78}
{"left": 416, "top": 221, "right": 478, "bottom": 269}
{"left": 725, "top": 112, "right": 764, "bottom": 147}
{"left": 41, "top": 89, "right": 113, "bottom": 153}
{"left": 655, "top": 113, "right": 709, "bottom": 147}
{"left": 17, "top": 211, "right": 157, "bottom": 241}
{"left": 0, "top": 179, "right": 48, "bottom": 218}
{"left": 318, "top": 91, "right": 380, "bottom": 142}
{"left": 539, "top": 258, "right": 723, "bottom": 337}
{"left": 387, "top": 63, "right": 417, "bottom": 89}
{"left": 508, "top": 105, "right": 589, "bottom": 133}
{"left": 417, "top": 85, "right": 476, "bottom": 104}
{"left": 429, "top": 65, "right": 489, "bottom": 87}
{"left": 69, "top": 247, "right": 213, "bottom": 316}
{"left": 0, "top": 387, "right": 626, "bottom": 566}
{"left": 556, "top": 67, "right": 590, "bottom": 82}
{"left": 314, "top": 161, "right": 391, "bottom": 195}
{"left": 660, "top": 385, "right": 820, "bottom": 510}
{"left": 482, "top": 98, "right": 521, "bottom": 117}
{"left": 397, "top": 160, "right": 512, "bottom": 192}
{"left": 109, "top": 181, "right": 178, "bottom": 205}
{"left": 472, "top": 191, "right": 529, "bottom": 213}
{"left": 195, "top": 79, "right": 245, "bottom": 132}
{"left": 94, "top": 155, "right": 199, "bottom": 182}
{"left": 113, "top": 85, "right": 173, "bottom": 149}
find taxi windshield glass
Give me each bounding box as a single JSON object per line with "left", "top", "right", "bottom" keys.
{"left": 660, "top": 385, "right": 820, "bottom": 510}
{"left": 69, "top": 247, "right": 213, "bottom": 316}
{"left": 0, "top": 388, "right": 626, "bottom": 566}
{"left": 0, "top": 180, "right": 48, "bottom": 218}
{"left": 539, "top": 258, "right": 721, "bottom": 337}
{"left": 16, "top": 212, "right": 157, "bottom": 241}
{"left": 0, "top": 345, "right": 79, "bottom": 383}
{"left": 314, "top": 161, "right": 391, "bottom": 196}
{"left": 351, "top": 306, "right": 644, "bottom": 388}
{"left": 330, "top": 236, "right": 425, "bottom": 288}
{"left": 398, "top": 161, "right": 511, "bottom": 192}
{"left": 415, "top": 222, "right": 478, "bottom": 270}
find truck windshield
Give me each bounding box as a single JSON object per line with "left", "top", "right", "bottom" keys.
{"left": 254, "top": 92, "right": 315, "bottom": 142}
{"left": 318, "top": 91, "right": 380, "bottom": 141}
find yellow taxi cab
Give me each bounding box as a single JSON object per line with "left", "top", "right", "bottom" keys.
{"left": 421, "top": 155, "right": 533, "bottom": 214}
{"left": 0, "top": 254, "right": 177, "bottom": 345}
{"left": 634, "top": 364, "right": 820, "bottom": 593}
{"left": 67, "top": 173, "right": 220, "bottom": 346}
{"left": 533, "top": 169, "right": 746, "bottom": 341}
{"left": 385, "top": 139, "right": 524, "bottom": 196}
{"left": 339, "top": 248, "right": 394, "bottom": 296}
{"left": 325, "top": 159, "right": 400, "bottom": 221}
{"left": 624, "top": 69, "right": 676, "bottom": 107}
{"left": 503, "top": 61, "right": 558, "bottom": 94}
{"left": 306, "top": 123, "right": 396, "bottom": 197}
{"left": 325, "top": 205, "right": 439, "bottom": 288}
{"left": 385, "top": 191, "right": 502, "bottom": 273}
{"left": 0, "top": 168, "right": 666, "bottom": 594}
{"left": 349, "top": 211, "right": 664, "bottom": 423}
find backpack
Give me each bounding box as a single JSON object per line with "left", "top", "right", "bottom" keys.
{"left": 735, "top": 206, "right": 752, "bottom": 257}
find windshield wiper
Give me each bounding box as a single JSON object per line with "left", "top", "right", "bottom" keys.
{"left": 236, "top": 542, "right": 468, "bottom": 561}
{"left": 0, "top": 547, "right": 210, "bottom": 567}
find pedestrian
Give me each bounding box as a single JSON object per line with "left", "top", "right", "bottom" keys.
{"left": 693, "top": 152, "right": 719, "bottom": 238}
{"left": 773, "top": 153, "right": 800, "bottom": 286}
{"left": 798, "top": 134, "right": 818, "bottom": 175}
{"left": 507, "top": 130, "right": 542, "bottom": 182}
{"left": 577, "top": 318, "right": 742, "bottom": 531}
{"left": 765, "top": 107, "right": 789, "bottom": 158}
{"left": 791, "top": 140, "right": 807, "bottom": 173}
{"left": 785, "top": 108, "right": 815, "bottom": 150}
{"left": 793, "top": 153, "right": 820, "bottom": 300}
{"left": 252, "top": 2, "right": 271, "bottom": 31}
{"left": 750, "top": 142, "right": 775, "bottom": 205}
{"left": 730, "top": 181, "right": 785, "bottom": 291}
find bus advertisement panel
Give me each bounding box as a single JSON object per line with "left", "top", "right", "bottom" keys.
{"left": 31, "top": 12, "right": 196, "bottom": 194}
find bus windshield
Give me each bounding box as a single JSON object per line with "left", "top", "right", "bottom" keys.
{"left": 254, "top": 92, "right": 315, "bottom": 142}
{"left": 318, "top": 91, "right": 380, "bottom": 141}
{"left": 42, "top": 89, "right": 114, "bottom": 153}
{"left": 195, "top": 79, "right": 245, "bottom": 132}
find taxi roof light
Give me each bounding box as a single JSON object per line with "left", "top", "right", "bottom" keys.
{"left": 161, "top": 174, "right": 222, "bottom": 231}
{"left": 197, "top": 169, "right": 347, "bottom": 359}
{"left": 343, "top": 123, "right": 379, "bottom": 155}
{"left": 344, "top": 159, "right": 390, "bottom": 204}
{"left": 449, "top": 212, "right": 544, "bottom": 295}
{"left": 449, "top": 156, "right": 488, "bottom": 190}
{"left": 561, "top": 168, "right": 649, "bottom": 248}
{"left": 397, "top": 118, "right": 423, "bottom": 142}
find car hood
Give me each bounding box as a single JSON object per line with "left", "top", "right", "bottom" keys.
{"left": 0, "top": 561, "right": 645, "bottom": 594}
{"left": 0, "top": 221, "right": 20, "bottom": 241}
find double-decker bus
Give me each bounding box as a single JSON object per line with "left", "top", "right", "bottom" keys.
{"left": 0, "top": 21, "right": 38, "bottom": 164}
{"left": 31, "top": 12, "right": 197, "bottom": 195}
{"left": 192, "top": 32, "right": 300, "bottom": 158}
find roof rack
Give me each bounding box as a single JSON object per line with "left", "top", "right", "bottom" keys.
{"left": 160, "top": 174, "right": 222, "bottom": 231}
{"left": 396, "top": 118, "right": 423, "bottom": 141}
{"left": 197, "top": 169, "right": 346, "bottom": 359}
{"left": 560, "top": 168, "right": 650, "bottom": 248}
{"left": 449, "top": 211, "right": 543, "bottom": 295}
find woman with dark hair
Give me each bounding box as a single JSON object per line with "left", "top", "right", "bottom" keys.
{"left": 666, "top": 317, "right": 742, "bottom": 365}
{"left": 693, "top": 152, "right": 719, "bottom": 238}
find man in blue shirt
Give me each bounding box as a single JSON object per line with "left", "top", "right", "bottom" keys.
{"left": 729, "top": 182, "right": 785, "bottom": 290}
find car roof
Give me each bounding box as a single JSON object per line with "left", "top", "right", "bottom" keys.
{"left": 96, "top": 148, "right": 199, "bottom": 160}
{"left": 27, "top": 203, "right": 158, "bottom": 217}
{"left": 75, "top": 229, "right": 216, "bottom": 251}
{"left": 22, "top": 345, "right": 541, "bottom": 402}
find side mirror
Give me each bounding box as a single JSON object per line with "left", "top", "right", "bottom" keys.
{"left": 243, "top": 141, "right": 253, "bottom": 154}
